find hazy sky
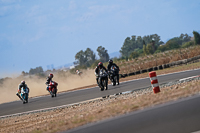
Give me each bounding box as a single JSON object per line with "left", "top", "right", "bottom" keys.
{"left": 0, "top": 0, "right": 200, "bottom": 77}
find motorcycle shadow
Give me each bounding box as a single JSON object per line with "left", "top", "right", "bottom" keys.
{"left": 107, "top": 84, "right": 121, "bottom": 90}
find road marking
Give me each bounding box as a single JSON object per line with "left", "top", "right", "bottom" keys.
{"left": 192, "top": 130, "right": 200, "bottom": 133}
{"left": 179, "top": 75, "right": 200, "bottom": 81}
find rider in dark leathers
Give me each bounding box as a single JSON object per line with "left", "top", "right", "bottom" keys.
{"left": 107, "top": 59, "right": 120, "bottom": 85}
{"left": 94, "top": 62, "right": 108, "bottom": 86}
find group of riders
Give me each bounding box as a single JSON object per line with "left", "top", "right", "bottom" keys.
{"left": 16, "top": 73, "right": 56, "bottom": 103}
{"left": 16, "top": 59, "right": 120, "bottom": 103}
{"left": 95, "top": 59, "right": 120, "bottom": 86}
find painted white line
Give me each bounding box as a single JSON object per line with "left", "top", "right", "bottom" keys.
{"left": 192, "top": 130, "right": 200, "bottom": 133}
{"left": 158, "top": 68, "right": 200, "bottom": 77}
{"left": 179, "top": 75, "right": 200, "bottom": 81}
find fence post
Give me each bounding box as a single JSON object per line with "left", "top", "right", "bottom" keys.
{"left": 149, "top": 71, "right": 160, "bottom": 93}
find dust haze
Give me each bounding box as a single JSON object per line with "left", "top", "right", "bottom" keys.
{"left": 0, "top": 69, "right": 96, "bottom": 104}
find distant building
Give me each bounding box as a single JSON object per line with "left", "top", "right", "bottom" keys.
{"left": 60, "top": 67, "right": 70, "bottom": 72}
{"left": 70, "top": 65, "right": 75, "bottom": 69}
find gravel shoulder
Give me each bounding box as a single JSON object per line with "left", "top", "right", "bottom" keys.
{"left": 1, "top": 62, "right": 200, "bottom": 133}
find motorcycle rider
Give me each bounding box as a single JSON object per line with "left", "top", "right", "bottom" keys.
{"left": 76, "top": 69, "right": 82, "bottom": 76}
{"left": 107, "top": 59, "right": 120, "bottom": 85}
{"left": 94, "top": 62, "right": 108, "bottom": 86}
{"left": 17, "top": 80, "right": 29, "bottom": 101}
{"left": 45, "top": 73, "right": 54, "bottom": 92}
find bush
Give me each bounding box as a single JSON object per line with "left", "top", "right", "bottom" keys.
{"left": 193, "top": 31, "right": 200, "bottom": 45}
{"left": 129, "top": 51, "right": 139, "bottom": 59}
{"left": 154, "top": 49, "right": 161, "bottom": 54}
{"left": 181, "top": 41, "right": 195, "bottom": 48}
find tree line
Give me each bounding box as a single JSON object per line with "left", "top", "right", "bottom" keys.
{"left": 74, "top": 46, "right": 109, "bottom": 69}
{"left": 19, "top": 31, "right": 200, "bottom": 75}
{"left": 74, "top": 31, "right": 200, "bottom": 69}
{"left": 21, "top": 66, "right": 44, "bottom": 76}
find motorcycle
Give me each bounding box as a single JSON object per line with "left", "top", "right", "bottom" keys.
{"left": 109, "top": 65, "right": 119, "bottom": 86}
{"left": 98, "top": 69, "right": 108, "bottom": 91}
{"left": 48, "top": 81, "right": 58, "bottom": 97}
{"left": 16, "top": 87, "right": 29, "bottom": 104}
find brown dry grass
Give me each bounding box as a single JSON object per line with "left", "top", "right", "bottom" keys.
{"left": 118, "top": 46, "right": 200, "bottom": 73}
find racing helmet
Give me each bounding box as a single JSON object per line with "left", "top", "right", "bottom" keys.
{"left": 21, "top": 80, "right": 25, "bottom": 84}
{"left": 49, "top": 73, "right": 53, "bottom": 78}
{"left": 108, "top": 59, "right": 113, "bottom": 64}
{"left": 98, "top": 62, "right": 103, "bottom": 68}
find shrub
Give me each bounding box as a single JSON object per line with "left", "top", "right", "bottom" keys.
{"left": 181, "top": 41, "right": 195, "bottom": 48}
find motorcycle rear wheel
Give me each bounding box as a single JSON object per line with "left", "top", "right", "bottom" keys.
{"left": 105, "top": 79, "right": 108, "bottom": 90}
{"left": 100, "top": 79, "right": 104, "bottom": 91}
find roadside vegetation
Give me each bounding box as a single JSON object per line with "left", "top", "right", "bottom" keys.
{"left": 73, "top": 30, "right": 200, "bottom": 72}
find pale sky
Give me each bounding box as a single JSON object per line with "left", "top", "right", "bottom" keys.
{"left": 0, "top": 0, "right": 200, "bottom": 77}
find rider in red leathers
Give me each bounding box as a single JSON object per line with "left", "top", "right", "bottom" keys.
{"left": 45, "top": 73, "right": 53, "bottom": 92}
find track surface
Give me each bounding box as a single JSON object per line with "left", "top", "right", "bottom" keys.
{"left": 0, "top": 69, "right": 200, "bottom": 116}
{"left": 65, "top": 94, "right": 200, "bottom": 133}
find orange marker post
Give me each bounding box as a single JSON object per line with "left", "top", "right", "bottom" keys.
{"left": 149, "top": 71, "right": 160, "bottom": 93}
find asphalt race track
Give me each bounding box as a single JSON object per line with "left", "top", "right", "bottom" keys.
{"left": 0, "top": 69, "right": 200, "bottom": 117}
{"left": 64, "top": 94, "right": 200, "bottom": 133}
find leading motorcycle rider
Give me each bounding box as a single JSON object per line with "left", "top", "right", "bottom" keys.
{"left": 17, "top": 80, "right": 29, "bottom": 100}
{"left": 94, "top": 62, "right": 108, "bottom": 86}
{"left": 107, "top": 59, "right": 120, "bottom": 85}
{"left": 45, "top": 73, "right": 54, "bottom": 91}
{"left": 18, "top": 80, "right": 29, "bottom": 94}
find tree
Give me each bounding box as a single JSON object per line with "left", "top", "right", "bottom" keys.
{"left": 143, "top": 40, "right": 147, "bottom": 55}
{"left": 146, "top": 44, "right": 154, "bottom": 55}
{"left": 75, "top": 50, "right": 86, "bottom": 66}
{"left": 29, "top": 66, "right": 43, "bottom": 75}
{"left": 165, "top": 37, "right": 181, "bottom": 49}
{"left": 21, "top": 71, "right": 25, "bottom": 76}
{"left": 84, "top": 48, "right": 96, "bottom": 66}
{"left": 136, "top": 36, "right": 143, "bottom": 49}
{"left": 75, "top": 48, "right": 96, "bottom": 67}
{"left": 129, "top": 51, "right": 139, "bottom": 59}
{"left": 97, "top": 46, "right": 109, "bottom": 63}
{"left": 120, "top": 34, "right": 163, "bottom": 58}
{"left": 179, "top": 33, "right": 191, "bottom": 43}
{"left": 120, "top": 37, "right": 132, "bottom": 58}
{"left": 193, "top": 31, "right": 200, "bottom": 45}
